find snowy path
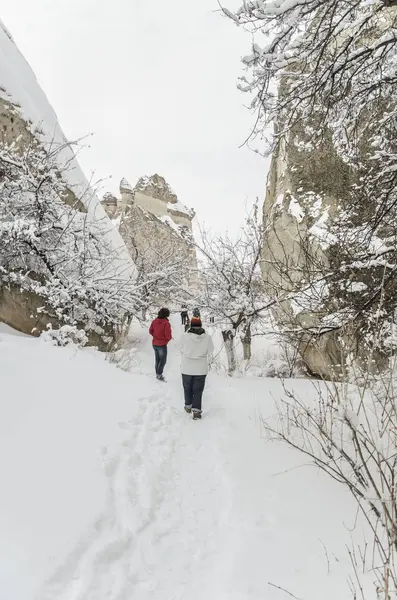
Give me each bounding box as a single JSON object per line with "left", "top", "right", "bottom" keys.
{"left": 40, "top": 383, "right": 234, "bottom": 600}
{"left": 0, "top": 319, "right": 360, "bottom": 600}
{"left": 41, "top": 394, "right": 182, "bottom": 599}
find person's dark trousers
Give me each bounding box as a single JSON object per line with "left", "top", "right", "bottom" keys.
{"left": 181, "top": 313, "right": 187, "bottom": 325}
{"left": 182, "top": 374, "right": 206, "bottom": 412}
{"left": 153, "top": 345, "right": 167, "bottom": 376}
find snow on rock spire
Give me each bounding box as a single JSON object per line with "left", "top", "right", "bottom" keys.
{"left": 120, "top": 177, "right": 133, "bottom": 194}
{"left": 135, "top": 174, "right": 178, "bottom": 204}
{"left": 134, "top": 174, "right": 194, "bottom": 218}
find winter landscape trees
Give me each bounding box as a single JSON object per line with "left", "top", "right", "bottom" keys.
{"left": 226, "top": 0, "right": 397, "bottom": 376}
{"left": 3, "top": 3, "right": 397, "bottom": 598}
{"left": 0, "top": 138, "right": 140, "bottom": 347}
{"left": 195, "top": 202, "right": 272, "bottom": 372}
{"left": 0, "top": 135, "right": 198, "bottom": 346}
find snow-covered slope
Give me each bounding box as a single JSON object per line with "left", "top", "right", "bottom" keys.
{"left": 0, "top": 20, "right": 136, "bottom": 280}
{"left": 0, "top": 318, "right": 370, "bottom": 600}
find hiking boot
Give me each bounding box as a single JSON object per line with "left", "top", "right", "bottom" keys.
{"left": 156, "top": 374, "right": 165, "bottom": 382}
{"left": 184, "top": 405, "right": 192, "bottom": 414}
{"left": 192, "top": 410, "right": 202, "bottom": 420}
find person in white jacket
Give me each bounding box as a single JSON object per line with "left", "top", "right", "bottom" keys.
{"left": 180, "top": 316, "right": 214, "bottom": 420}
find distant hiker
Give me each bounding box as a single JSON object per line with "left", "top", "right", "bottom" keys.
{"left": 209, "top": 316, "right": 215, "bottom": 324}
{"left": 149, "top": 308, "right": 172, "bottom": 381}
{"left": 180, "top": 316, "right": 214, "bottom": 419}
{"left": 192, "top": 307, "right": 201, "bottom": 318}
{"left": 180, "top": 306, "right": 189, "bottom": 326}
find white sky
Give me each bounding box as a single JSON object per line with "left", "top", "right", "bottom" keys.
{"left": 2, "top": 0, "right": 268, "bottom": 233}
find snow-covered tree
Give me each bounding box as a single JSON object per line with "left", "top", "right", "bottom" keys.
{"left": 0, "top": 138, "right": 138, "bottom": 345}
{"left": 226, "top": 0, "right": 397, "bottom": 371}
{"left": 197, "top": 203, "right": 271, "bottom": 372}
{"left": 226, "top": 0, "right": 397, "bottom": 155}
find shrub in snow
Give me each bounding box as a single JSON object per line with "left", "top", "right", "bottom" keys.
{"left": 264, "top": 363, "right": 397, "bottom": 599}
{"left": 106, "top": 347, "right": 138, "bottom": 372}
{"left": 0, "top": 139, "right": 139, "bottom": 348}
{"left": 245, "top": 350, "right": 303, "bottom": 379}
{"left": 235, "top": 331, "right": 305, "bottom": 378}
{"left": 41, "top": 324, "right": 88, "bottom": 347}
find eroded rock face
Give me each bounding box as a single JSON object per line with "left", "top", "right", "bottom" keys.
{"left": 262, "top": 118, "right": 391, "bottom": 379}
{"left": 101, "top": 193, "right": 118, "bottom": 218}
{"left": 101, "top": 176, "right": 198, "bottom": 292}
{"left": 0, "top": 283, "right": 119, "bottom": 351}
{"left": 0, "top": 97, "right": 33, "bottom": 149}
{"left": 0, "top": 95, "right": 88, "bottom": 212}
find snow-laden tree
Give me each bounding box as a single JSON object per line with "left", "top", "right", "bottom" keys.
{"left": 197, "top": 203, "right": 271, "bottom": 372}
{"left": 226, "top": 0, "right": 397, "bottom": 154}
{"left": 0, "top": 139, "right": 139, "bottom": 346}
{"left": 225, "top": 0, "right": 397, "bottom": 372}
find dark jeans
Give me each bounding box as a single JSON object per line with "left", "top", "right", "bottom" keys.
{"left": 182, "top": 374, "right": 206, "bottom": 412}
{"left": 153, "top": 345, "right": 167, "bottom": 376}
{"left": 181, "top": 313, "right": 188, "bottom": 325}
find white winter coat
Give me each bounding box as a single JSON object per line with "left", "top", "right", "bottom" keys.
{"left": 180, "top": 330, "right": 214, "bottom": 376}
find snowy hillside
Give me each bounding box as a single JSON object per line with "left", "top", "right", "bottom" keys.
{"left": 0, "top": 317, "right": 369, "bottom": 600}
{"left": 0, "top": 19, "right": 136, "bottom": 280}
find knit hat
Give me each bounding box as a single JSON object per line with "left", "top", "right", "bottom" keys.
{"left": 190, "top": 317, "right": 202, "bottom": 328}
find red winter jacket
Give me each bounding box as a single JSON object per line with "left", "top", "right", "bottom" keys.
{"left": 149, "top": 318, "right": 172, "bottom": 346}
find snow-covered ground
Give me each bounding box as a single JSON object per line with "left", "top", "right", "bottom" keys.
{"left": 0, "top": 316, "right": 365, "bottom": 600}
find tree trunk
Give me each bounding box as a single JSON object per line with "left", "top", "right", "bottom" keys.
{"left": 241, "top": 322, "right": 252, "bottom": 361}
{"left": 222, "top": 329, "right": 236, "bottom": 374}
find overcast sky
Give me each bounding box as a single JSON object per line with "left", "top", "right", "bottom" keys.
{"left": 2, "top": 0, "right": 268, "bottom": 232}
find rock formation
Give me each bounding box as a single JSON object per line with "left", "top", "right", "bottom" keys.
{"left": 101, "top": 175, "right": 198, "bottom": 295}
{"left": 262, "top": 129, "right": 343, "bottom": 377}
{"left": 102, "top": 175, "right": 197, "bottom": 296}
{"left": 262, "top": 113, "right": 393, "bottom": 378}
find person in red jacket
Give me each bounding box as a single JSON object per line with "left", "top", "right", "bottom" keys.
{"left": 149, "top": 307, "right": 172, "bottom": 381}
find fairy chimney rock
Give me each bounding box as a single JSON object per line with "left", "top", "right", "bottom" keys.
{"left": 101, "top": 173, "right": 198, "bottom": 289}
{"left": 119, "top": 177, "right": 134, "bottom": 210}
